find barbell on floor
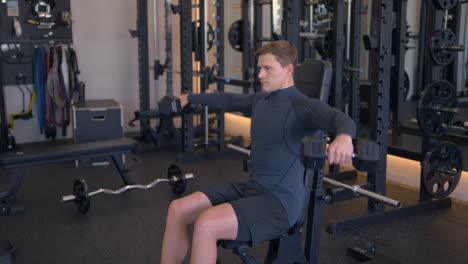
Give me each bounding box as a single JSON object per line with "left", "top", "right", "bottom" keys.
{"left": 61, "top": 164, "right": 194, "bottom": 214}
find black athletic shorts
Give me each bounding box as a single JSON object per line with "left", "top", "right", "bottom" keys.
{"left": 201, "top": 181, "right": 290, "bottom": 245}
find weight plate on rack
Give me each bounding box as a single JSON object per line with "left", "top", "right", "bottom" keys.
{"left": 314, "top": 28, "right": 333, "bottom": 58}
{"left": 191, "top": 20, "right": 215, "bottom": 61}
{"left": 422, "top": 142, "right": 463, "bottom": 198}
{"left": 430, "top": 29, "right": 457, "bottom": 66}
{"left": 417, "top": 80, "right": 457, "bottom": 137}
{"left": 228, "top": 20, "right": 243, "bottom": 52}
{"left": 390, "top": 67, "right": 410, "bottom": 107}
{"left": 432, "top": 0, "right": 458, "bottom": 10}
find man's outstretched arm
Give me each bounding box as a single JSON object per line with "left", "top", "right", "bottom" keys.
{"left": 293, "top": 98, "right": 356, "bottom": 165}
{"left": 179, "top": 92, "right": 260, "bottom": 116}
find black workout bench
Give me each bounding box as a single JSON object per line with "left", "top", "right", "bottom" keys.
{"left": 0, "top": 138, "right": 137, "bottom": 216}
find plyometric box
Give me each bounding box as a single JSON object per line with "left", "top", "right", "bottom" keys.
{"left": 72, "top": 99, "right": 124, "bottom": 166}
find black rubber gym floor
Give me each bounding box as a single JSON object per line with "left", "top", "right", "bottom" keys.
{"left": 1, "top": 145, "right": 468, "bottom": 264}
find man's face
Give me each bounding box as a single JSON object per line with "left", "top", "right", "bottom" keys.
{"left": 257, "top": 53, "right": 293, "bottom": 93}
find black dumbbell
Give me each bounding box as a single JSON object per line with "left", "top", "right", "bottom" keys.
{"left": 300, "top": 137, "right": 379, "bottom": 171}
{"left": 158, "top": 95, "right": 182, "bottom": 116}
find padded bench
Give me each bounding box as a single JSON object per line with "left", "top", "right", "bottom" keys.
{"left": 0, "top": 138, "right": 137, "bottom": 216}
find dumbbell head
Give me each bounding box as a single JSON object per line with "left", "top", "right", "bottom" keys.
{"left": 352, "top": 139, "right": 379, "bottom": 172}
{"left": 300, "top": 137, "right": 327, "bottom": 168}
{"left": 158, "top": 95, "right": 182, "bottom": 116}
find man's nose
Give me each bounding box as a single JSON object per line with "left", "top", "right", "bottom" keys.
{"left": 258, "top": 69, "right": 265, "bottom": 78}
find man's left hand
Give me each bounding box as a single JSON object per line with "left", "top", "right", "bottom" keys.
{"left": 327, "top": 134, "right": 354, "bottom": 165}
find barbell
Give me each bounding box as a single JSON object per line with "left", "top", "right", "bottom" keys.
{"left": 227, "top": 139, "right": 401, "bottom": 208}
{"left": 61, "top": 164, "right": 194, "bottom": 214}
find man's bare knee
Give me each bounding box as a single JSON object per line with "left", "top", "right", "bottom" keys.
{"left": 167, "top": 199, "right": 184, "bottom": 221}
{"left": 193, "top": 213, "right": 216, "bottom": 239}
{"left": 167, "top": 192, "right": 212, "bottom": 225}
{"left": 193, "top": 205, "right": 237, "bottom": 241}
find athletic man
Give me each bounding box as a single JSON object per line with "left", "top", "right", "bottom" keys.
{"left": 161, "top": 40, "right": 356, "bottom": 264}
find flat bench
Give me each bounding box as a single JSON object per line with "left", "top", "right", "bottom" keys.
{"left": 0, "top": 138, "right": 137, "bottom": 215}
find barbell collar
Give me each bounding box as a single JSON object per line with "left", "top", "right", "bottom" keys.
{"left": 61, "top": 195, "right": 76, "bottom": 203}
{"left": 171, "top": 173, "right": 194, "bottom": 182}
{"left": 324, "top": 177, "right": 401, "bottom": 208}
{"left": 183, "top": 173, "right": 194, "bottom": 180}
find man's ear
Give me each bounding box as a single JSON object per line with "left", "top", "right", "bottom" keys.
{"left": 287, "top": 63, "right": 294, "bottom": 76}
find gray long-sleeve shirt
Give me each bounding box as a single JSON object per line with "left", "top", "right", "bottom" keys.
{"left": 188, "top": 86, "right": 356, "bottom": 225}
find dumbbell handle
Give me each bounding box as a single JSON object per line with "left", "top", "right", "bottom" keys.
{"left": 61, "top": 174, "right": 194, "bottom": 203}
{"left": 324, "top": 177, "right": 401, "bottom": 208}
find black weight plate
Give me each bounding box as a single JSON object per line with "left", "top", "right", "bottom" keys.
{"left": 417, "top": 80, "right": 457, "bottom": 137}
{"left": 391, "top": 26, "right": 410, "bottom": 55}
{"left": 422, "top": 142, "right": 462, "bottom": 198}
{"left": 390, "top": 67, "right": 410, "bottom": 107}
{"left": 191, "top": 20, "right": 216, "bottom": 60}
{"left": 314, "top": 29, "right": 333, "bottom": 58}
{"left": 167, "top": 163, "right": 186, "bottom": 195}
{"left": 430, "top": 29, "right": 457, "bottom": 66}
{"left": 73, "top": 179, "right": 90, "bottom": 214}
{"left": 432, "top": 0, "right": 458, "bottom": 10}
{"left": 228, "top": 20, "right": 243, "bottom": 52}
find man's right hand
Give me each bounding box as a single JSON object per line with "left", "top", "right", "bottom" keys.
{"left": 179, "top": 94, "right": 189, "bottom": 109}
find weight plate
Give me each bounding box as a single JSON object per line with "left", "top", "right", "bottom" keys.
{"left": 167, "top": 163, "right": 186, "bottom": 195}
{"left": 73, "top": 179, "right": 90, "bottom": 214}
{"left": 391, "top": 27, "right": 409, "bottom": 55}
{"left": 422, "top": 142, "right": 462, "bottom": 198}
{"left": 432, "top": 0, "right": 458, "bottom": 10}
{"left": 417, "top": 80, "right": 457, "bottom": 137}
{"left": 314, "top": 29, "right": 333, "bottom": 58}
{"left": 430, "top": 29, "right": 457, "bottom": 66}
{"left": 191, "top": 20, "right": 216, "bottom": 61}
{"left": 228, "top": 20, "right": 243, "bottom": 52}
